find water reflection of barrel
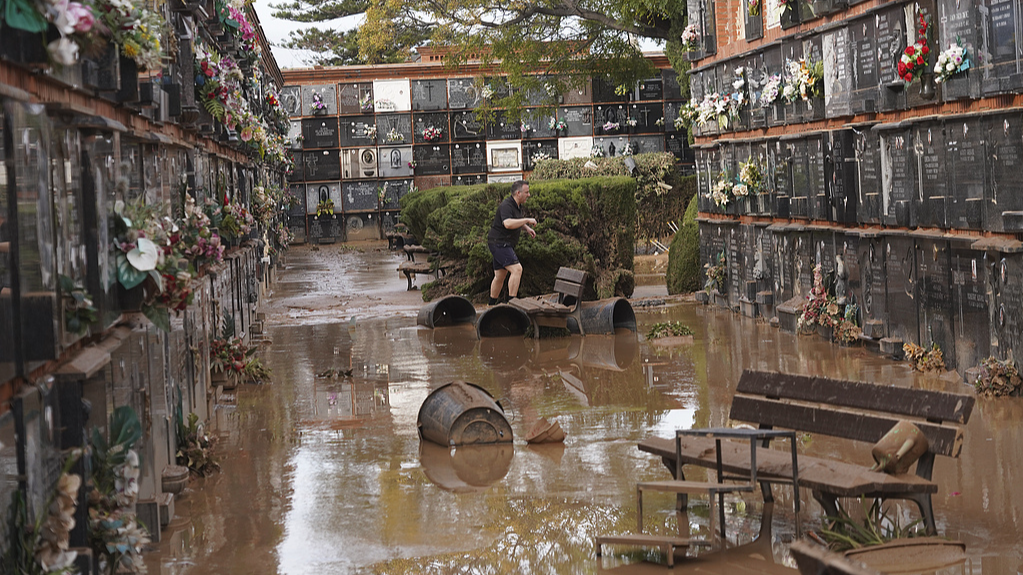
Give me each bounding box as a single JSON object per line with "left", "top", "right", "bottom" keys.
{"left": 419, "top": 441, "right": 514, "bottom": 493}
{"left": 417, "top": 295, "right": 477, "bottom": 328}
{"left": 572, "top": 332, "right": 638, "bottom": 371}
{"left": 479, "top": 336, "right": 531, "bottom": 372}
{"left": 571, "top": 298, "right": 636, "bottom": 335}
{"left": 417, "top": 381, "right": 513, "bottom": 446}
{"left": 476, "top": 304, "right": 531, "bottom": 338}
{"left": 418, "top": 324, "right": 478, "bottom": 358}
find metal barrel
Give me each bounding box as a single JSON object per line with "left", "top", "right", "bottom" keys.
{"left": 570, "top": 298, "right": 637, "bottom": 335}
{"left": 572, "top": 332, "right": 639, "bottom": 371}
{"left": 417, "top": 295, "right": 477, "bottom": 328}
{"left": 419, "top": 441, "right": 513, "bottom": 493}
{"left": 475, "top": 304, "right": 531, "bottom": 338}
{"left": 417, "top": 381, "right": 513, "bottom": 446}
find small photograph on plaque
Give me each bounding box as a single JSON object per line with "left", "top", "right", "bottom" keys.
{"left": 373, "top": 79, "right": 411, "bottom": 112}
{"left": 487, "top": 141, "right": 523, "bottom": 172}
{"left": 281, "top": 86, "right": 302, "bottom": 117}
{"left": 638, "top": 77, "right": 663, "bottom": 100}
{"left": 378, "top": 145, "right": 413, "bottom": 178}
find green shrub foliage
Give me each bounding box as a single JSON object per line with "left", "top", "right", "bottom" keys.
{"left": 531, "top": 153, "right": 693, "bottom": 240}
{"left": 667, "top": 190, "right": 700, "bottom": 294}
{"left": 401, "top": 178, "right": 636, "bottom": 301}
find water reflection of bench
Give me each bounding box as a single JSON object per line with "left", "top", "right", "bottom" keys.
{"left": 638, "top": 369, "right": 975, "bottom": 535}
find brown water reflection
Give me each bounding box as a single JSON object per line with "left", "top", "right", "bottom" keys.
{"left": 148, "top": 298, "right": 1023, "bottom": 575}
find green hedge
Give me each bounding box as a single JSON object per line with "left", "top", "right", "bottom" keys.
{"left": 531, "top": 153, "right": 693, "bottom": 240}
{"left": 400, "top": 178, "right": 636, "bottom": 301}
{"left": 667, "top": 192, "right": 700, "bottom": 294}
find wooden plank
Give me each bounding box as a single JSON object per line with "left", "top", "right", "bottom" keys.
{"left": 729, "top": 396, "right": 965, "bottom": 458}
{"left": 556, "top": 267, "right": 588, "bottom": 283}
{"left": 637, "top": 436, "right": 937, "bottom": 497}
{"left": 789, "top": 541, "right": 881, "bottom": 575}
{"left": 553, "top": 278, "right": 585, "bottom": 298}
{"left": 595, "top": 534, "right": 701, "bottom": 546}
{"left": 638, "top": 480, "right": 754, "bottom": 494}
{"left": 736, "top": 370, "right": 975, "bottom": 424}
{"left": 397, "top": 262, "right": 432, "bottom": 273}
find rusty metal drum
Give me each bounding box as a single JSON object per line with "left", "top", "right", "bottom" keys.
{"left": 417, "top": 381, "right": 513, "bottom": 446}
{"left": 417, "top": 295, "right": 477, "bottom": 328}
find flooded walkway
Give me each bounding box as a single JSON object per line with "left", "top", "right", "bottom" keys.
{"left": 147, "top": 244, "right": 1023, "bottom": 574}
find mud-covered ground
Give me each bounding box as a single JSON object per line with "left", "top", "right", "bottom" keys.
{"left": 146, "top": 243, "right": 1023, "bottom": 575}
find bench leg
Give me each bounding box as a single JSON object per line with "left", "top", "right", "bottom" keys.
{"left": 637, "top": 485, "right": 644, "bottom": 534}
{"left": 906, "top": 493, "right": 937, "bottom": 535}
{"left": 403, "top": 271, "right": 415, "bottom": 291}
{"left": 812, "top": 491, "right": 840, "bottom": 522}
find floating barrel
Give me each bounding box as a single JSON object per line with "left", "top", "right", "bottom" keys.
{"left": 417, "top": 295, "right": 477, "bottom": 328}
{"left": 570, "top": 298, "right": 637, "bottom": 335}
{"left": 475, "top": 304, "right": 531, "bottom": 338}
{"left": 572, "top": 332, "right": 639, "bottom": 371}
{"left": 419, "top": 441, "right": 513, "bottom": 492}
{"left": 417, "top": 381, "right": 513, "bottom": 446}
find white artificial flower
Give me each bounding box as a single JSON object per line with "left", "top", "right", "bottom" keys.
{"left": 47, "top": 37, "right": 78, "bottom": 66}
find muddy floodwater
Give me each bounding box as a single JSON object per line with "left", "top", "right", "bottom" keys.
{"left": 147, "top": 244, "right": 1023, "bottom": 575}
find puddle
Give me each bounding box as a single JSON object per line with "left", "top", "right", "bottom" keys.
{"left": 147, "top": 243, "right": 1023, "bottom": 574}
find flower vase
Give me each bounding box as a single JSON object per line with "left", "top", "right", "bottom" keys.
{"left": 117, "top": 283, "right": 146, "bottom": 312}
{"left": 817, "top": 323, "right": 835, "bottom": 342}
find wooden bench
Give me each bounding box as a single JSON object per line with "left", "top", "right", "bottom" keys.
{"left": 403, "top": 244, "right": 433, "bottom": 261}
{"left": 638, "top": 370, "right": 975, "bottom": 535}
{"left": 509, "top": 267, "right": 587, "bottom": 334}
{"left": 397, "top": 258, "right": 453, "bottom": 290}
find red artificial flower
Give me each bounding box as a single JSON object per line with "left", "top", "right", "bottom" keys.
{"left": 919, "top": 28, "right": 926, "bottom": 35}
{"left": 898, "top": 62, "right": 907, "bottom": 74}
{"left": 917, "top": 56, "right": 924, "bottom": 65}
{"left": 905, "top": 46, "right": 915, "bottom": 56}
{"left": 921, "top": 46, "right": 929, "bottom": 55}
{"left": 904, "top": 73, "right": 913, "bottom": 81}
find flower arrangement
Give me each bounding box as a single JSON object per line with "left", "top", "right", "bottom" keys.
{"left": 614, "top": 84, "right": 630, "bottom": 96}
{"left": 408, "top": 160, "right": 417, "bottom": 169}
{"left": 95, "top": 0, "right": 166, "bottom": 70}
{"left": 934, "top": 40, "right": 969, "bottom": 83}
{"left": 251, "top": 185, "right": 286, "bottom": 229}
{"left": 655, "top": 117, "right": 665, "bottom": 126}
{"left": 681, "top": 23, "right": 701, "bottom": 51}
{"left": 738, "top": 156, "right": 766, "bottom": 195}
{"left": 364, "top": 125, "right": 377, "bottom": 139}
{"left": 176, "top": 412, "right": 220, "bottom": 477}
{"left": 479, "top": 84, "right": 495, "bottom": 100}
{"left": 748, "top": 0, "right": 760, "bottom": 16}
{"left": 709, "top": 175, "right": 734, "bottom": 207}
{"left": 784, "top": 58, "right": 824, "bottom": 102}
{"left": 548, "top": 117, "right": 568, "bottom": 132}
{"left": 760, "top": 74, "right": 783, "bottom": 106}
{"left": 904, "top": 342, "right": 945, "bottom": 372}
{"left": 898, "top": 14, "right": 931, "bottom": 84}
{"left": 359, "top": 93, "right": 373, "bottom": 113}
{"left": 422, "top": 125, "right": 443, "bottom": 141}
{"left": 624, "top": 118, "right": 638, "bottom": 127}
{"left": 60, "top": 274, "right": 98, "bottom": 336}
{"left": 387, "top": 127, "right": 404, "bottom": 142}
{"left": 974, "top": 356, "right": 1022, "bottom": 397}
{"left": 316, "top": 198, "right": 335, "bottom": 217}
{"left": 210, "top": 335, "right": 255, "bottom": 375}
{"left": 798, "top": 264, "right": 842, "bottom": 332}
{"left": 520, "top": 122, "right": 532, "bottom": 134}
{"left": 89, "top": 406, "right": 149, "bottom": 575}
{"left": 531, "top": 151, "right": 552, "bottom": 164}
{"left": 602, "top": 121, "right": 620, "bottom": 133}
{"left": 219, "top": 197, "right": 255, "bottom": 240}
{"left": 311, "top": 93, "right": 327, "bottom": 112}
{"left": 704, "top": 251, "right": 727, "bottom": 293}
{"left": 590, "top": 145, "right": 606, "bottom": 157}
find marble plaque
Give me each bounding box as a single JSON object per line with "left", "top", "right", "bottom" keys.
{"left": 382, "top": 179, "right": 413, "bottom": 210}
{"left": 826, "top": 130, "right": 857, "bottom": 223}
{"left": 450, "top": 142, "right": 487, "bottom": 174}
{"left": 593, "top": 77, "right": 630, "bottom": 102}
{"left": 951, "top": 247, "right": 990, "bottom": 370}
{"left": 875, "top": 5, "right": 908, "bottom": 111}
{"left": 338, "top": 116, "right": 375, "bottom": 148}
{"left": 288, "top": 120, "right": 303, "bottom": 150}
{"left": 487, "top": 110, "right": 525, "bottom": 140}
{"left": 339, "top": 82, "right": 373, "bottom": 115}
{"left": 413, "top": 112, "right": 450, "bottom": 144}
{"left": 281, "top": 86, "right": 302, "bottom": 117}
{"left": 288, "top": 152, "right": 304, "bottom": 182}
{"left": 856, "top": 128, "right": 881, "bottom": 224}
{"left": 938, "top": 0, "right": 981, "bottom": 101}
{"left": 343, "top": 180, "right": 380, "bottom": 212}
{"left": 411, "top": 79, "right": 447, "bottom": 110}
{"left": 487, "top": 141, "right": 522, "bottom": 171}
{"left": 301, "top": 85, "right": 336, "bottom": 116}
{"left": 631, "top": 135, "right": 665, "bottom": 154}
{"left": 453, "top": 174, "right": 486, "bottom": 186}
{"left": 914, "top": 122, "right": 949, "bottom": 228}
{"left": 638, "top": 77, "right": 663, "bottom": 100}
{"left": 880, "top": 127, "right": 915, "bottom": 227}
{"left": 488, "top": 173, "right": 523, "bottom": 183}
{"left": 302, "top": 118, "right": 340, "bottom": 149}
{"left": 593, "top": 104, "right": 628, "bottom": 135}
{"left": 664, "top": 101, "right": 683, "bottom": 133}
{"left": 986, "top": 0, "right": 1023, "bottom": 94}
{"left": 850, "top": 17, "right": 879, "bottom": 113}
{"left": 663, "top": 70, "right": 683, "bottom": 100}
{"left": 793, "top": 230, "right": 815, "bottom": 299}
{"left": 376, "top": 114, "right": 413, "bottom": 145}
{"left": 856, "top": 236, "right": 888, "bottom": 330}
{"left": 593, "top": 135, "right": 632, "bottom": 158}
{"left": 627, "top": 102, "right": 663, "bottom": 134}
{"left": 451, "top": 111, "right": 485, "bottom": 140}
{"left": 948, "top": 118, "right": 985, "bottom": 229}
{"left": 523, "top": 140, "right": 559, "bottom": 171}
{"left": 772, "top": 140, "right": 792, "bottom": 218}
{"left": 413, "top": 144, "right": 450, "bottom": 176}
{"left": 287, "top": 185, "right": 306, "bottom": 217}
{"left": 807, "top": 135, "right": 828, "bottom": 220}
{"left": 448, "top": 78, "right": 481, "bottom": 109}
{"left": 824, "top": 27, "right": 853, "bottom": 118}
{"left": 562, "top": 78, "right": 592, "bottom": 104}
{"left": 378, "top": 145, "right": 413, "bottom": 178}
{"left": 916, "top": 238, "right": 955, "bottom": 366}
{"left": 522, "top": 108, "right": 556, "bottom": 139}
{"left": 559, "top": 136, "right": 593, "bottom": 160}
{"left": 885, "top": 236, "right": 919, "bottom": 344}
{"left": 984, "top": 113, "right": 1023, "bottom": 231}
{"left": 764, "top": 45, "right": 786, "bottom": 127}
{"left": 666, "top": 134, "right": 688, "bottom": 160}
{"left": 373, "top": 79, "right": 411, "bottom": 112}
{"left": 559, "top": 106, "right": 593, "bottom": 136}
{"left": 303, "top": 149, "right": 341, "bottom": 181}
{"left": 992, "top": 254, "right": 1023, "bottom": 361}
{"left": 789, "top": 139, "right": 809, "bottom": 219}
{"left": 305, "top": 182, "right": 342, "bottom": 215}
{"left": 288, "top": 215, "right": 306, "bottom": 243}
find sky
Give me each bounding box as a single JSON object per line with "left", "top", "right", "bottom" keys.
{"left": 251, "top": 0, "right": 361, "bottom": 70}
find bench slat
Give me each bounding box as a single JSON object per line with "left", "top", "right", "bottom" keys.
{"left": 556, "top": 267, "right": 588, "bottom": 284}
{"left": 736, "top": 370, "right": 975, "bottom": 424}
{"left": 729, "top": 395, "right": 965, "bottom": 458}
{"left": 553, "top": 278, "right": 585, "bottom": 298}
{"left": 637, "top": 436, "right": 937, "bottom": 498}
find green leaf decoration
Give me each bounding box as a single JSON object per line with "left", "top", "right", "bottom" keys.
{"left": 110, "top": 405, "right": 142, "bottom": 451}
{"left": 116, "top": 252, "right": 148, "bottom": 289}
{"left": 143, "top": 303, "right": 171, "bottom": 332}
{"left": 3, "top": 0, "right": 48, "bottom": 32}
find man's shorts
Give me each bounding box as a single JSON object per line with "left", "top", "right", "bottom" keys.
{"left": 489, "top": 243, "right": 519, "bottom": 270}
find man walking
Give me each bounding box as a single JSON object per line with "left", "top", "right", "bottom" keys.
{"left": 487, "top": 180, "right": 536, "bottom": 305}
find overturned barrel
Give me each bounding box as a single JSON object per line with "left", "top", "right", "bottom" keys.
{"left": 417, "top": 381, "right": 513, "bottom": 446}
{"left": 475, "top": 304, "right": 531, "bottom": 338}
{"left": 570, "top": 298, "right": 637, "bottom": 335}
{"left": 417, "top": 295, "right": 477, "bottom": 328}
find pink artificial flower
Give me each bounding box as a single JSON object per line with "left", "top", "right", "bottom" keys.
{"left": 240, "top": 127, "right": 253, "bottom": 141}
{"left": 67, "top": 2, "right": 95, "bottom": 33}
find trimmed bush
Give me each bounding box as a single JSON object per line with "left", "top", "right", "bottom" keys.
{"left": 532, "top": 153, "right": 693, "bottom": 240}
{"left": 667, "top": 192, "right": 700, "bottom": 294}
{"left": 401, "top": 178, "right": 636, "bottom": 301}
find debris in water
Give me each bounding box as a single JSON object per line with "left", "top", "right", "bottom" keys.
{"left": 525, "top": 417, "right": 566, "bottom": 444}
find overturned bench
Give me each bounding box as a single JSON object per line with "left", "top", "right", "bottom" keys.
{"left": 638, "top": 370, "right": 975, "bottom": 535}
